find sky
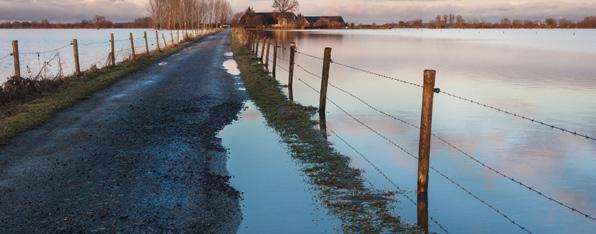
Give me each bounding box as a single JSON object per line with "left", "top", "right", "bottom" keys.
{"left": 1, "top": 0, "right": 595, "bottom": 23}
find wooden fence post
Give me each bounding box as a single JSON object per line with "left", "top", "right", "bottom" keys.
{"left": 288, "top": 42, "right": 296, "bottom": 101}
{"left": 110, "top": 33, "right": 116, "bottom": 67}
{"left": 162, "top": 34, "right": 167, "bottom": 48}
{"left": 72, "top": 39, "right": 81, "bottom": 76}
{"left": 130, "top": 33, "right": 136, "bottom": 60}
{"left": 143, "top": 32, "right": 149, "bottom": 54}
{"left": 417, "top": 69, "right": 435, "bottom": 233}
{"left": 265, "top": 40, "right": 271, "bottom": 71}
{"left": 255, "top": 37, "right": 260, "bottom": 57}
{"left": 417, "top": 69, "right": 436, "bottom": 195}
{"left": 156, "top": 31, "right": 161, "bottom": 52}
{"left": 260, "top": 39, "right": 266, "bottom": 63}
{"left": 252, "top": 35, "right": 257, "bottom": 54}
{"left": 171, "top": 31, "right": 174, "bottom": 45}
{"left": 12, "top": 40, "right": 20, "bottom": 79}
{"left": 272, "top": 42, "right": 278, "bottom": 78}
{"left": 319, "top": 47, "right": 332, "bottom": 115}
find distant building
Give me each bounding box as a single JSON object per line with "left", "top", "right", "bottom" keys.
{"left": 239, "top": 12, "right": 346, "bottom": 29}
{"left": 240, "top": 12, "right": 297, "bottom": 28}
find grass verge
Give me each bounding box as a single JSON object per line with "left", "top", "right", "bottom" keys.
{"left": 232, "top": 30, "right": 413, "bottom": 232}
{"left": 0, "top": 30, "right": 220, "bottom": 144}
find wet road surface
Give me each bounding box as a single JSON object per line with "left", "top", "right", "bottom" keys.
{"left": 0, "top": 29, "right": 245, "bottom": 233}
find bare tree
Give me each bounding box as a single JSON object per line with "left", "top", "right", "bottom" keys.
{"left": 272, "top": 0, "right": 299, "bottom": 14}
{"left": 147, "top": 0, "right": 232, "bottom": 29}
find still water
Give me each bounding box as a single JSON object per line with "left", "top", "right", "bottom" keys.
{"left": 259, "top": 29, "right": 596, "bottom": 233}
{"left": 0, "top": 29, "right": 195, "bottom": 82}
{"left": 221, "top": 101, "right": 343, "bottom": 233}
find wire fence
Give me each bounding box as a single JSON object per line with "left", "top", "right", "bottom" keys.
{"left": 2, "top": 29, "right": 219, "bottom": 103}
{"left": 242, "top": 29, "right": 596, "bottom": 232}
{"left": 295, "top": 61, "right": 596, "bottom": 221}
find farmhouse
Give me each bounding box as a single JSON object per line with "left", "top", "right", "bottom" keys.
{"left": 240, "top": 12, "right": 297, "bottom": 28}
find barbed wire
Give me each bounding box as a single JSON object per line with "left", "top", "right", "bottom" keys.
{"left": 295, "top": 76, "right": 532, "bottom": 233}
{"left": 0, "top": 54, "right": 11, "bottom": 61}
{"left": 302, "top": 54, "right": 596, "bottom": 143}
{"left": 437, "top": 90, "right": 596, "bottom": 142}
{"left": 78, "top": 40, "right": 110, "bottom": 46}
{"left": 295, "top": 50, "right": 325, "bottom": 61}
{"left": 296, "top": 62, "right": 596, "bottom": 221}
{"left": 20, "top": 44, "right": 71, "bottom": 55}
{"left": 328, "top": 128, "right": 451, "bottom": 234}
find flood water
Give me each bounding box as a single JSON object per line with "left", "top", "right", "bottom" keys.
{"left": 0, "top": 28, "right": 199, "bottom": 82}
{"left": 221, "top": 101, "right": 343, "bottom": 233}
{"left": 258, "top": 29, "right": 596, "bottom": 233}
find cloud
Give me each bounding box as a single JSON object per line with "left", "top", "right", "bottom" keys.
{"left": 1, "top": 0, "right": 595, "bottom": 23}
{"left": 0, "top": 0, "right": 148, "bottom": 22}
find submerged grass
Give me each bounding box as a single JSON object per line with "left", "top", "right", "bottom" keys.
{"left": 232, "top": 30, "right": 415, "bottom": 233}
{"left": 0, "top": 30, "right": 220, "bottom": 144}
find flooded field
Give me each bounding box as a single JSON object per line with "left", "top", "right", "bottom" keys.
{"left": 256, "top": 29, "right": 596, "bottom": 233}
{"left": 0, "top": 28, "right": 197, "bottom": 82}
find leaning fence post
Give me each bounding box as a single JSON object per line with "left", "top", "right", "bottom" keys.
{"left": 12, "top": 40, "right": 20, "bottom": 79}
{"left": 319, "top": 47, "right": 332, "bottom": 115}
{"left": 144, "top": 31, "right": 149, "bottom": 54}
{"left": 156, "top": 31, "right": 161, "bottom": 52}
{"left": 288, "top": 42, "right": 296, "bottom": 101}
{"left": 72, "top": 39, "right": 81, "bottom": 76}
{"left": 110, "top": 33, "right": 116, "bottom": 67}
{"left": 265, "top": 40, "right": 271, "bottom": 71}
{"left": 272, "top": 42, "right": 278, "bottom": 78}
{"left": 162, "top": 34, "right": 167, "bottom": 48}
{"left": 130, "top": 33, "right": 136, "bottom": 60}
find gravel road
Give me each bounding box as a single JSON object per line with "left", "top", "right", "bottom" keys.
{"left": 0, "top": 29, "right": 245, "bottom": 233}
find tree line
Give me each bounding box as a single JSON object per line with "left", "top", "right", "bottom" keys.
{"left": 147, "top": 0, "right": 232, "bottom": 30}
{"left": 1, "top": 0, "right": 233, "bottom": 29}
{"left": 354, "top": 15, "right": 596, "bottom": 29}
{"left": 0, "top": 16, "right": 152, "bottom": 29}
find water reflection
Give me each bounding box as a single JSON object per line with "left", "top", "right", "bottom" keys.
{"left": 258, "top": 29, "right": 596, "bottom": 233}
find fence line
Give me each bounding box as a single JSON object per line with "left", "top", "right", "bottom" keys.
{"left": 2, "top": 29, "right": 219, "bottom": 82}
{"left": 295, "top": 60, "right": 596, "bottom": 221}
{"left": 296, "top": 75, "right": 532, "bottom": 233}
{"left": 245, "top": 30, "right": 596, "bottom": 232}
{"left": 296, "top": 49, "right": 596, "bottom": 143}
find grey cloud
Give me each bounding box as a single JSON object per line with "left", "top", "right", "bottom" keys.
{"left": 0, "top": 0, "right": 147, "bottom": 22}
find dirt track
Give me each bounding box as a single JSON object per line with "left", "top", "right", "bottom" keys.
{"left": 0, "top": 29, "right": 245, "bottom": 233}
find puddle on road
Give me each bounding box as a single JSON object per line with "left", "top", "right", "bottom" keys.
{"left": 220, "top": 102, "right": 342, "bottom": 233}
{"left": 223, "top": 59, "right": 241, "bottom": 76}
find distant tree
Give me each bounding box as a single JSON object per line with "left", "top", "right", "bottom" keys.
{"left": 272, "top": 0, "right": 299, "bottom": 14}
{"left": 93, "top": 15, "right": 112, "bottom": 29}
{"left": 500, "top": 18, "right": 511, "bottom": 27}
{"left": 313, "top": 18, "right": 331, "bottom": 29}
{"left": 295, "top": 14, "right": 308, "bottom": 29}
{"left": 545, "top": 18, "right": 557, "bottom": 28}
{"left": 558, "top": 18, "right": 573, "bottom": 28}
